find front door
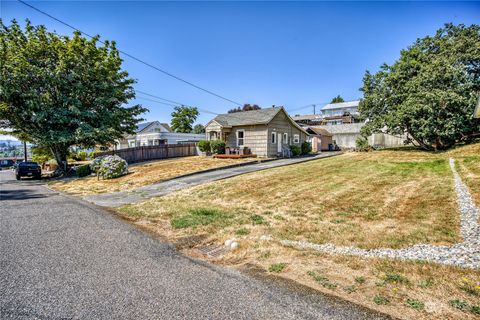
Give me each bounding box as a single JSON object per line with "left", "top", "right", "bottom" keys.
{"left": 277, "top": 133, "right": 282, "bottom": 153}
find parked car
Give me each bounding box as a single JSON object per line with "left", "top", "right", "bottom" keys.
{"left": 15, "top": 161, "right": 41, "bottom": 180}
{"left": 0, "top": 159, "right": 15, "bottom": 170}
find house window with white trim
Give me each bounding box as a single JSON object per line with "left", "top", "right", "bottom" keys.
{"left": 237, "top": 130, "right": 245, "bottom": 147}
{"left": 283, "top": 133, "right": 288, "bottom": 145}
{"left": 293, "top": 134, "right": 300, "bottom": 143}
{"left": 128, "top": 140, "right": 136, "bottom": 148}
{"left": 271, "top": 132, "right": 276, "bottom": 144}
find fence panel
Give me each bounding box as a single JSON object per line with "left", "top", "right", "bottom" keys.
{"left": 94, "top": 143, "right": 197, "bottom": 163}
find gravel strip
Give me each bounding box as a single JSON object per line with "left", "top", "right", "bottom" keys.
{"left": 280, "top": 158, "right": 480, "bottom": 269}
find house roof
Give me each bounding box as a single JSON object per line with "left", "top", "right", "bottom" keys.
{"left": 160, "top": 123, "right": 172, "bottom": 132}
{"left": 208, "top": 107, "right": 309, "bottom": 134}
{"left": 135, "top": 121, "right": 156, "bottom": 133}
{"left": 321, "top": 100, "right": 360, "bottom": 111}
{"left": 291, "top": 114, "right": 322, "bottom": 121}
{"left": 307, "top": 127, "right": 332, "bottom": 136}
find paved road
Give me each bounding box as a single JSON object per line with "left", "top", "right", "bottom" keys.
{"left": 0, "top": 170, "right": 391, "bottom": 320}
{"left": 85, "top": 152, "right": 342, "bottom": 207}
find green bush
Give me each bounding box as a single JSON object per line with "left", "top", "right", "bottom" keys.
{"left": 210, "top": 140, "right": 225, "bottom": 154}
{"left": 290, "top": 145, "right": 301, "bottom": 156}
{"left": 98, "top": 155, "right": 128, "bottom": 179}
{"left": 76, "top": 151, "right": 88, "bottom": 161}
{"left": 301, "top": 141, "right": 312, "bottom": 154}
{"left": 75, "top": 164, "right": 91, "bottom": 177}
{"left": 356, "top": 136, "right": 371, "bottom": 152}
{"left": 197, "top": 140, "right": 211, "bottom": 153}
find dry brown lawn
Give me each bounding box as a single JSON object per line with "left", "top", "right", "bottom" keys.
{"left": 119, "top": 150, "right": 460, "bottom": 249}
{"left": 49, "top": 156, "right": 256, "bottom": 195}
{"left": 116, "top": 142, "right": 480, "bottom": 320}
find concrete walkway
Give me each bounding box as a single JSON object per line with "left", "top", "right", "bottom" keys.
{"left": 84, "top": 152, "right": 342, "bottom": 207}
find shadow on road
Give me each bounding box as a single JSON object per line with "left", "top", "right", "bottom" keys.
{"left": 0, "top": 188, "right": 49, "bottom": 201}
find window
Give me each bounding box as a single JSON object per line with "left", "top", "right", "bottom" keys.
{"left": 293, "top": 134, "right": 300, "bottom": 143}
{"left": 271, "top": 132, "right": 276, "bottom": 144}
{"left": 128, "top": 140, "right": 136, "bottom": 148}
{"left": 237, "top": 130, "right": 245, "bottom": 147}
{"left": 283, "top": 133, "right": 288, "bottom": 145}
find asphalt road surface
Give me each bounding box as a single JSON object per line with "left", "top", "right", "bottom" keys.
{"left": 0, "top": 170, "right": 392, "bottom": 320}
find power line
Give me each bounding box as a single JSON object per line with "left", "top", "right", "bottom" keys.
{"left": 17, "top": 0, "right": 243, "bottom": 106}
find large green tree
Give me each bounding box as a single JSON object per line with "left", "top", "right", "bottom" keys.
{"left": 0, "top": 20, "right": 147, "bottom": 170}
{"left": 170, "top": 106, "right": 199, "bottom": 133}
{"left": 359, "top": 23, "right": 480, "bottom": 150}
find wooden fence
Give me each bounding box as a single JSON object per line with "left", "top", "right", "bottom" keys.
{"left": 94, "top": 143, "right": 198, "bottom": 163}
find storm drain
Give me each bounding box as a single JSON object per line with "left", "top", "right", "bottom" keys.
{"left": 196, "top": 244, "right": 228, "bottom": 258}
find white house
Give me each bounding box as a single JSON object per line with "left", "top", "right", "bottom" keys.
{"left": 117, "top": 121, "right": 204, "bottom": 149}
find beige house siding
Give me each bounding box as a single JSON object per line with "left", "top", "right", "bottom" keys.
{"left": 266, "top": 111, "right": 307, "bottom": 157}
{"left": 225, "top": 125, "right": 268, "bottom": 157}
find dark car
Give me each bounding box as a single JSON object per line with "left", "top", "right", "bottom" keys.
{"left": 0, "top": 159, "right": 15, "bottom": 169}
{"left": 15, "top": 161, "right": 42, "bottom": 180}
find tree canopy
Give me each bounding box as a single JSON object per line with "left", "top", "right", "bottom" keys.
{"left": 192, "top": 124, "right": 205, "bottom": 134}
{"left": 0, "top": 20, "right": 147, "bottom": 170}
{"left": 359, "top": 23, "right": 480, "bottom": 150}
{"left": 228, "top": 104, "right": 261, "bottom": 113}
{"left": 170, "top": 106, "right": 199, "bottom": 133}
{"left": 330, "top": 95, "right": 345, "bottom": 103}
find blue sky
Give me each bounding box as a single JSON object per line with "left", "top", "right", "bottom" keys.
{"left": 1, "top": 0, "right": 479, "bottom": 139}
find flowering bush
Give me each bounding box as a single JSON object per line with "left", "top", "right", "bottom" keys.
{"left": 90, "top": 156, "right": 105, "bottom": 173}
{"left": 98, "top": 155, "right": 128, "bottom": 179}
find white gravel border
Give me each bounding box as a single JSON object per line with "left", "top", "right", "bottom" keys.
{"left": 280, "top": 158, "right": 480, "bottom": 269}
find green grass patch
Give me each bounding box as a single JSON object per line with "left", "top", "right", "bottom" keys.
{"left": 307, "top": 271, "right": 337, "bottom": 289}
{"left": 405, "top": 299, "right": 424, "bottom": 310}
{"left": 235, "top": 227, "right": 250, "bottom": 235}
{"left": 449, "top": 299, "right": 468, "bottom": 311}
{"left": 171, "top": 208, "right": 230, "bottom": 229}
{"left": 373, "top": 294, "right": 390, "bottom": 305}
{"left": 268, "top": 263, "right": 287, "bottom": 273}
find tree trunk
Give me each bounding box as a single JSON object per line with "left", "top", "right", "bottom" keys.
{"left": 50, "top": 145, "right": 69, "bottom": 175}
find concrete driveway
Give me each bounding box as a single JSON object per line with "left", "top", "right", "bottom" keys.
{"left": 0, "top": 170, "right": 391, "bottom": 320}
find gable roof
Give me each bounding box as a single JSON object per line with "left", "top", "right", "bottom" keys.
{"left": 208, "top": 107, "right": 309, "bottom": 135}
{"left": 160, "top": 123, "right": 172, "bottom": 132}
{"left": 321, "top": 100, "right": 360, "bottom": 111}
{"left": 211, "top": 107, "right": 282, "bottom": 127}
{"left": 136, "top": 121, "right": 156, "bottom": 133}
{"left": 307, "top": 127, "right": 332, "bottom": 136}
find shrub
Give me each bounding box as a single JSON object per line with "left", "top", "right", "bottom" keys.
{"left": 290, "top": 145, "right": 301, "bottom": 156}
{"left": 76, "top": 151, "right": 88, "bottom": 161}
{"left": 90, "top": 156, "right": 105, "bottom": 173}
{"left": 210, "top": 140, "right": 225, "bottom": 154}
{"left": 356, "top": 136, "right": 371, "bottom": 152}
{"left": 98, "top": 155, "right": 128, "bottom": 179}
{"left": 301, "top": 141, "right": 312, "bottom": 154}
{"left": 76, "top": 164, "right": 91, "bottom": 177}
{"left": 197, "top": 140, "right": 211, "bottom": 153}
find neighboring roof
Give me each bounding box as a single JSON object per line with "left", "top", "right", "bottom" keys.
{"left": 314, "top": 123, "right": 365, "bottom": 134}
{"left": 135, "top": 121, "right": 156, "bottom": 133}
{"left": 208, "top": 107, "right": 309, "bottom": 135}
{"left": 291, "top": 114, "right": 322, "bottom": 121}
{"left": 321, "top": 100, "right": 360, "bottom": 111}
{"left": 160, "top": 123, "right": 172, "bottom": 132}
{"left": 307, "top": 127, "right": 332, "bottom": 136}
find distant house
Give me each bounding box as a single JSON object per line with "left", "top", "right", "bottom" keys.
{"left": 292, "top": 101, "right": 361, "bottom": 127}
{"left": 117, "top": 121, "right": 204, "bottom": 149}
{"left": 305, "top": 127, "right": 333, "bottom": 152}
{"left": 205, "top": 107, "right": 309, "bottom": 157}
{"left": 320, "top": 100, "right": 361, "bottom": 125}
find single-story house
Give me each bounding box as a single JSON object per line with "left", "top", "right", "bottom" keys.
{"left": 306, "top": 127, "right": 333, "bottom": 152}
{"left": 117, "top": 121, "right": 204, "bottom": 149}
{"left": 205, "top": 107, "right": 309, "bottom": 157}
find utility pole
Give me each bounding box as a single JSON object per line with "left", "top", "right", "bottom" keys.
{"left": 23, "top": 141, "right": 27, "bottom": 162}
{"left": 313, "top": 104, "right": 316, "bottom": 115}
